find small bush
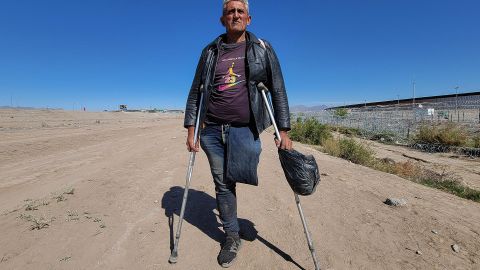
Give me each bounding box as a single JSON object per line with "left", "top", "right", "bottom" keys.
{"left": 370, "top": 131, "right": 396, "bottom": 143}
{"left": 330, "top": 125, "right": 362, "bottom": 137}
{"left": 323, "top": 138, "right": 341, "bottom": 157}
{"left": 334, "top": 108, "right": 348, "bottom": 117}
{"left": 436, "top": 124, "right": 468, "bottom": 146}
{"left": 371, "top": 158, "right": 397, "bottom": 174}
{"left": 414, "top": 123, "right": 468, "bottom": 146}
{"left": 290, "top": 118, "right": 332, "bottom": 145}
{"left": 471, "top": 135, "right": 480, "bottom": 148}
{"left": 338, "top": 138, "right": 375, "bottom": 165}
{"left": 320, "top": 137, "right": 374, "bottom": 166}
{"left": 393, "top": 161, "right": 423, "bottom": 179}
{"left": 415, "top": 125, "right": 437, "bottom": 144}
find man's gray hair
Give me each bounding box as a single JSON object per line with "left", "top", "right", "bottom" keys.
{"left": 223, "top": 0, "right": 249, "bottom": 14}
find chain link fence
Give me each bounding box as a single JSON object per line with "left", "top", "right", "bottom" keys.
{"left": 294, "top": 95, "right": 480, "bottom": 144}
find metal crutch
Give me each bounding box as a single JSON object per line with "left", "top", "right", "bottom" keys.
{"left": 169, "top": 85, "right": 204, "bottom": 264}
{"left": 257, "top": 82, "right": 321, "bottom": 270}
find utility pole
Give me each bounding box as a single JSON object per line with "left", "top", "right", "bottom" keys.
{"left": 396, "top": 94, "right": 400, "bottom": 117}
{"left": 412, "top": 81, "right": 416, "bottom": 109}
{"left": 412, "top": 81, "right": 416, "bottom": 121}
{"left": 454, "top": 86, "right": 459, "bottom": 113}
{"left": 10, "top": 94, "right": 13, "bottom": 107}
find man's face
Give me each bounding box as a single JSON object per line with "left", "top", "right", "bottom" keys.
{"left": 221, "top": 1, "right": 251, "bottom": 35}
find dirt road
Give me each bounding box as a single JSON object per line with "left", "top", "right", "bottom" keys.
{"left": 1, "top": 109, "right": 479, "bottom": 269}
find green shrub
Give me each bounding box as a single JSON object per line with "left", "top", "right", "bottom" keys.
{"left": 471, "top": 135, "right": 480, "bottom": 148}
{"left": 318, "top": 137, "right": 374, "bottom": 166}
{"left": 323, "top": 138, "right": 341, "bottom": 157}
{"left": 330, "top": 125, "right": 362, "bottom": 137}
{"left": 415, "top": 125, "right": 438, "bottom": 144}
{"left": 290, "top": 118, "right": 332, "bottom": 145}
{"left": 414, "top": 123, "right": 468, "bottom": 146}
{"left": 338, "top": 138, "right": 375, "bottom": 165}
{"left": 334, "top": 108, "right": 348, "bottom": 117}
{"left": 436, "top": 124, "right": 468, "bottom": 146}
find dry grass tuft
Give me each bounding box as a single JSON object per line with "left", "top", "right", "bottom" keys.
{"left": 323, "top": 138, "right": 341, "bottom": 157}
{"left": 372, "top": 159, "right": 480, "bottom": 202}
{"left": 19, "top": 214, "right": 51, "bottom": 230}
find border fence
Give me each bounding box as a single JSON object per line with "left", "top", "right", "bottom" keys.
{"left": 294, "top": 95, "right": 480, "bottom": 144}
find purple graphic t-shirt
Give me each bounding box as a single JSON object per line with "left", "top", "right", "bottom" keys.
{"left": 206, "top": 41, "right": 250, "bottom": 125}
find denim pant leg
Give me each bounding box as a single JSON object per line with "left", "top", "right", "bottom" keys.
{"left": 200, "top": 125, "right": 239, "bottom": 234}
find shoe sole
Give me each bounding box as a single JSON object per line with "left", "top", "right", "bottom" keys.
{"left": 220, "top": 241, "right": 242, "bottom": 268}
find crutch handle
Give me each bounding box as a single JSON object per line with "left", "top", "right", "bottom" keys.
{"left": 257, "top": 82, "right": 269, "bottom": 93}
{"left": 257, "top": 82, "right": 281, "bottom": 141}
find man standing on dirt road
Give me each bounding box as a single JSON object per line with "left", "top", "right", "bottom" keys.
{"left": 184, "top": 0, "right": 292, "bottom": 267}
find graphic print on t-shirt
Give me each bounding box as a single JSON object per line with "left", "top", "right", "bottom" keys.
{"left": 218, "top": 60, "right": 245, "bottom": 91}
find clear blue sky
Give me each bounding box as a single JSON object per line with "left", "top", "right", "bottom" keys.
{"left": 1, "top": 0, "right": 479, "bottom": 110}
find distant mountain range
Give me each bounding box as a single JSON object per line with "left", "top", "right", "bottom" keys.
{"left": 0, "top": 106, "right": 61, "bottom": 110}
{"left": 290, "top": 104, "right": 330, "bottom": 112}
{"left": 0, "top": 106, "right": 36, "bottom": 110}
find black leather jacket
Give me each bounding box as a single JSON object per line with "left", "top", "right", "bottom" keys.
{"left": 184, "top": 31, "right": 290, "bottom": 135}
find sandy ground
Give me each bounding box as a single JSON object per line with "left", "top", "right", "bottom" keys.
{"left": 0, "top": 109, "right": 479, "bottom": 270}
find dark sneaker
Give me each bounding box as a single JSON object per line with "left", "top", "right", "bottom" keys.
{"left": 217, "top": 234, "right": 242, "bottom": 268}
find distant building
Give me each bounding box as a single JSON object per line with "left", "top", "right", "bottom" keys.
{"left": 119, "top": 105, "right": 127, "bottom": 111}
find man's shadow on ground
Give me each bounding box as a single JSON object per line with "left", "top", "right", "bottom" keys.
{"left": 162, "top": 186, "right": 306, "bottom": 270}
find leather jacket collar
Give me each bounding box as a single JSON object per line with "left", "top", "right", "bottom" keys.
{"left": 206, "top": 31, "right": 261, "bottom": 50}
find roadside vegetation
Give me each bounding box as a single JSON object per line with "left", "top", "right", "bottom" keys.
{"left": 290, "top": 117, "right": 480, "bottom": 202}
{"left": 308, "top": 118, "right": 480, "bottom": 151}
{"left": 414, "top": 123, "right": 468, "bottom": 146}
{"left": 473, "top": 134, "right": 480, "bottom": 148}
{"left": 372, "top": 160, "right": 480, "bottom": 202}
{"left": 333, "top": 108, "right": 349, "bottom": 118}
{"left": 409, "top": 123, "right": 480, "bottom": 149}
{"left": 329, "top": 126, "right": 362, "bottom": 137}
{"left": 289, "top": 118, "right": 332, "bottom": 145}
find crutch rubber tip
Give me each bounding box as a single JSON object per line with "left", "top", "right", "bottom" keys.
{"left": 168, "top": 251, "right": 178, "bottom": 264}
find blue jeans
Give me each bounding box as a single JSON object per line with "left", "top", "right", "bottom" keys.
{"left": 200, "top": 124, "right": 261, "bottom": 235}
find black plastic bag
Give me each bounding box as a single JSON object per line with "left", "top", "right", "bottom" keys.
{"left": 278, "top": 149, "right": 320, "bottom": 196}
